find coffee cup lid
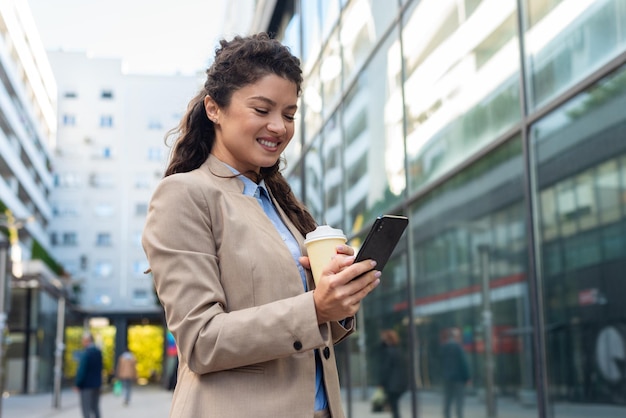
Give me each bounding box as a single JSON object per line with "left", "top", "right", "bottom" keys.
{"left": 304, "top": 225, "right": 346, "bottom": 245}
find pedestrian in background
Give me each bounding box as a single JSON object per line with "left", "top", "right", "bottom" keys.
{"left": 440, "top": 328, "right": 470, "bottom": 418}
{"left": 378, "top": 329, "right": 409, "bottom": 418}
{"left": 75, "top": 332, "right": 103, "bottom": 418}
{"left": 142, "top": 32, "right": 381, "bottom": 418}
{"left": 115, "top": 347, "right": 137, "bottom": 405}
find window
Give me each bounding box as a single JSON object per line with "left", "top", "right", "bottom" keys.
{"left": 62, "top": 114, "right": 76, "bottom": 126}
{"left": 64, "top": 91, "right": 77, "bottom": 98}
{"left": 54, "top": 172, "right": 81, "bottom": 188}
{"left": 135, "top": 203, "right": 148, "bottom": 216}
{"left": 134, "top": 173, "right": 151, "bottom": 189}
{"left": 147, "top": 147, "right": 165, "bottom": 161}
{"left": 91, "top": 146, "right": 113, "bottom": 159}
{"left": 94, "top": 293, "right": 112, "bottom": 306}
{"left": 93, "top": 260, "right": 113, "bottom": 278}
{"left": 62, "top": 232, "right": 78, "bottom": 246}
{"left": 101, "top": 89, "right": 114, "bottom": 99}
{"left": 148, "top": 119, "right": 163, "bottom": 130}
{"left": 80, "top": 255, "right": 88, "bottom": 270}
{"left": 89, "top": 173, "right": 115, "bottom": 188}
{"left": 52, "top": 203, "right": 79, "bottom": 217}
{"left": 96, "top": 233, "right": 112, "bottom": 246}
{"left": 100, "top": 115, "right": 113, "bottom": 127}
{"left": 133, "top": 260, "right": 150, "bottom": 276}
{"left": 94, "top": 203, "right": 114, "bottom": 217}
{"left": 132, "top": 288, "right": 151, "bottom": 306}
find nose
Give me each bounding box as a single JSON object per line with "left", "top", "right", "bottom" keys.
{"left": 267, "top": 114, "right": 287, "bottom": 136}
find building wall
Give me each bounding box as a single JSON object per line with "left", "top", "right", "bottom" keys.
{"left": 0, "top": 0, "right": 62, "bottom": 395}
{"left": 47, "top": 51, "right": 202, "bottom": 313}
{"left": 264, "top": 0, "right": 626, "bottom": 416}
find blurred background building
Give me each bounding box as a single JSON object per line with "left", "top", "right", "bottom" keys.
{"left": 252, "top": 0, "right": 626, "bottom": 417}
{"left": 1, "top": 1, "right": 626, "bottom": 418}
{"left": 46, "top": 50, "right": 202, "bottom": 389}
{"left": 0, "top": 0, "right": 69, "bottom": 395}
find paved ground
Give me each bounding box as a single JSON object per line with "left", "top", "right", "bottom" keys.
{"left": 4, "top": 384, "right": 626, "bottom": 417}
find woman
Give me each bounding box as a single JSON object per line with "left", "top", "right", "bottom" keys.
{"left": 142, "top": 33, "right": 381, "bottom": 418}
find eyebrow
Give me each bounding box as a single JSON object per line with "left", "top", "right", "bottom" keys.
{"left": 249, "top": 96, "right": 298, "bottom": 111}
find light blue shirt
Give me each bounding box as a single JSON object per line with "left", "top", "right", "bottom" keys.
{"left": 228, "top": 166, "right": 328, "bottom": 411}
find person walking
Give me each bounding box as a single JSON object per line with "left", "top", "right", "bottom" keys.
{"left": 75, "top": 332, "right": 103, "bottom": 418}
{"left": 440, "top": 328, "right": 470, "bottom": 418}
{"left": 115, "top": 347, "right": 137, "bottom": 405}
{"left": 142, "top": 32, "right": 381, "bottom": 418}
{"left": 378, "top": 329, "right": 409, "bottom": 418}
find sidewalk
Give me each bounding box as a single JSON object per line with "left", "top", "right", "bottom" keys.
{"left": 3, "top": 384, "right": 173, "bottom": 418}
{"left": 4, "top": 384, "right": 626, "bottom": 417}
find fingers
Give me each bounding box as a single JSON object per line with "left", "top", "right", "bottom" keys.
{"left": 313, "top": 262, "right": 381, "bottom": 323}
{"left": 298, "top": 256, "right": 310, "bottom": 269}
{"left": 336, "top": 244, "right": 354, "bottom": 256}
{"left": 332, "top": 257, "right": 377, "bottom": 285}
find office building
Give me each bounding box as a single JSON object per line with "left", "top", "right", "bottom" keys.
{"left": 47, "top": 50, "right": 202, "bottom": 376}
{"left": 251, "top": 0, "right": 626, "bottom": 417}
{"left": 0, "top": 0, "right": 68, "bottom": 394}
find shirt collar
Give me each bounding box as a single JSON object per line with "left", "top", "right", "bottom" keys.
{"left": 222, "top": 162, "right": 267, "bottom": 197}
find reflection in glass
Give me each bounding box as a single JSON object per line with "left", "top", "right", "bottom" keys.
{"left": 321, "top": 30, "right": 342, "bottom": 119}
{"left": 323, "top": 114, "right": 344, "bottom": 229}
{"left": 320, "top": 0, "right": 341, "bottom": 39}
{"left": 341, "top": 0, "right": 377, "bottom": 84}
{"left": 301, "top": 0, "right": 322, "bottom": 67}
{"left": 524, "top": 0, "right": 626, "bottom": 109}
{"left": 409, "top": 138, "right": 534, "bottom": 417}
{"left": 304, "top": 136, "right": 323, "bottom": 223}
{"left": 342, "top": 32, "right": 404, "bottom": 235}
{"left": 303, "top": 61, "right": 323, "bottom": 144}
{"left": 403, "top": 0, "right": 521, "bottom": 193}
{"left": 532, "top": 64, "right": 626, "bottom": 414}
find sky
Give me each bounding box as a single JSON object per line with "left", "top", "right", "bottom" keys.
{"left": 26, "top": 0, "right": 228, "bottom": 75}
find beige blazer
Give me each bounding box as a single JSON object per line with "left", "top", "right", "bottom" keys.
{"left": 142, "top": 155, "right": 354, "bottom": 418}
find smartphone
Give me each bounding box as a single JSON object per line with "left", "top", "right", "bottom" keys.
{"left": 354, "top": 215, "right": 409, "bottom": 273}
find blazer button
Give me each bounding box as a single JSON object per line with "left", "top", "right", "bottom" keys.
{"left": 293, "top": 341, "right": 303, "bottom": 350}
{"left": 323, "top": 347, "right": 330, "bottom": 359}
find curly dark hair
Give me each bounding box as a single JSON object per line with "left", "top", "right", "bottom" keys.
{"left": 163, "top": 32, "right": 316, "bottom": 236}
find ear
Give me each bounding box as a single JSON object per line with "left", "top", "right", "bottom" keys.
{"left": 204, "top": 95, "right": 219, "bottom": 124}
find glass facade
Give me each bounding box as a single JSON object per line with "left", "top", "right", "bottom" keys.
{"left": 273, "top": 0, "right": 626, "bottom": 416}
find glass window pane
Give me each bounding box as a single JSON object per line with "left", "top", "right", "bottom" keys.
{"left": 596, "top": 160, "right": 621, "bottom": 224}
{"left": 321, "top": 30, "right": 342, "bottom": 118}
{"left": 403, "top": 0, "right": 521, "bottom": 193}
{"left": 408, "top": 137, "right": 533, "bottom": 417}
{"left": 320, "top": 0, "right": 341, "bottom": 39}
{"left": 341, "top": 0, "right": 372, "bottom": 81}
{"left": 304, "top": 136, "right": 323, "bottom": 223}
{"left": 525, "top": 0, "right": 626, "bottom": 109}
{"left": 532, "top": 62, "right": 626, "bottom": 416}
{"left": 303, "top": 62, "right": 323, "bottom": 144}
{"left": 322, "top": 114, "right": 343, "bottom": 228}
{"left": 301, "top": 0, "right": 322, "bottom": 65}
{"left": 342, "top": 32, "right": 405, "bottom": 235}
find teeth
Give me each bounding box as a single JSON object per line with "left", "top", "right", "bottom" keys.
{"left": 258, "top": 139, "right": 278, "bottom": 148}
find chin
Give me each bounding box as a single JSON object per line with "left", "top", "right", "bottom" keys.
{"left": 260, "top": 159, "right": 280, "bottom": 168}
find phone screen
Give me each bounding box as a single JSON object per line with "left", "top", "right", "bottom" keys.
{"left": 354, "top": 215, "right": 408, "bottom": 273}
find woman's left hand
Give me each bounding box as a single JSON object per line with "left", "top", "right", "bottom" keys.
{"left": 298, "top": 244, "right": 354, "bottom": 270}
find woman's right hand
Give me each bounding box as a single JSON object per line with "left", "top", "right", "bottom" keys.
{"left": 311, "top": 251, "right": 381, "bottom": 323}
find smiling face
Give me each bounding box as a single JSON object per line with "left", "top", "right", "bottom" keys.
{"left": 204, "top": 74, "right": 298, "bottom": 179}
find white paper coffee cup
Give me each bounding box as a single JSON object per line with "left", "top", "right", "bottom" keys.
{"left": 304, "top": 225, "right": 347, "bottom": 285}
